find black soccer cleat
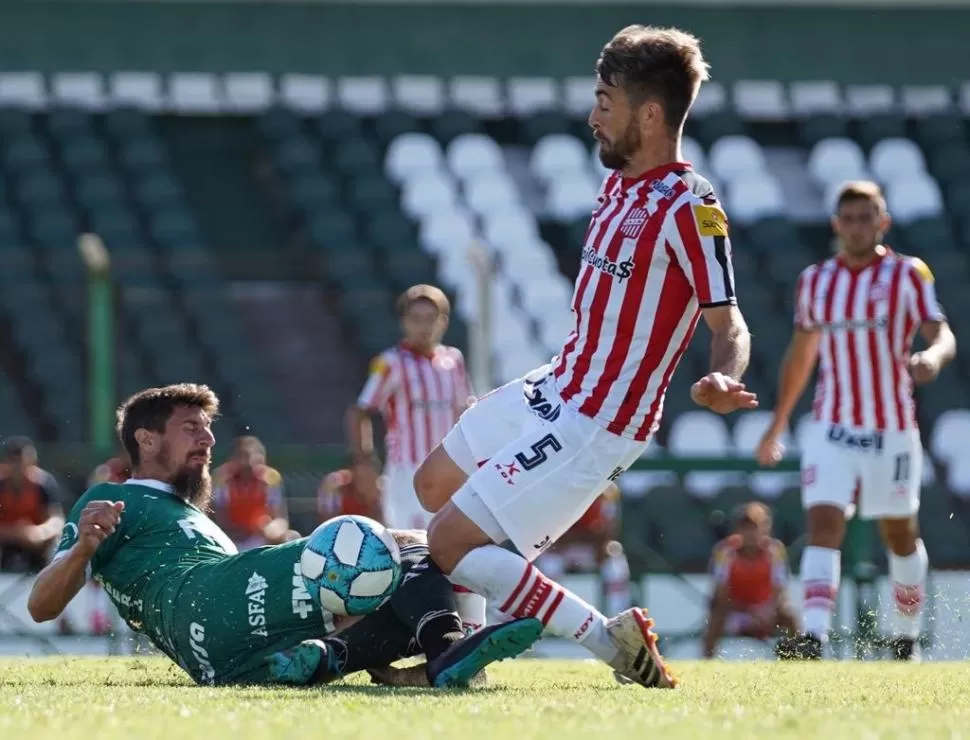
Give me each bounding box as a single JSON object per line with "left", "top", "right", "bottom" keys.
{"left": 426, "top": 617, "right": 543, "bottom": 688}
{"left": 891, "top": 637, "right": 921, "bottom": 662}
{"left": 775, "top": 632, "right": 823, "bottom": 661}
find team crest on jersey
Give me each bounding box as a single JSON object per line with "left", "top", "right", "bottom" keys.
{"left": 619, "top": 207, "right": 650, "bottom": 239}
{"left": 693, "top": 205, "right": 728, "bottom": 237}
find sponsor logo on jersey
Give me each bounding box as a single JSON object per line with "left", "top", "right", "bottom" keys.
{"left": 693, "top": 204, "right": 728, "bottom": 237}
{"left": 911, "top": 258, "right": 934, "bottom": 283}
{"left": 819, "top": 316, "right": 889, "bottom": 332}
{"left": 291, "top": 563, "right": 314, "bottom": 619}
{"left": 189, "top": 622, "right": 216, "bottom": 684}
{"left": 650, "top": 178, "right": 677, "bottom": 200}
{"left": 246, "top": 571, "right": 269, "bottom": 638}
{"left": 826, "top": 424, "right": 885, "bottom": 452}
{"left": 103, "top": 579, "right": 143, "bottom": 612}
{"left": 524, "top": 379, "right": 561, "bottom": 422}
{"left": 580, "top": 246, "right": 635, "bottom": 282}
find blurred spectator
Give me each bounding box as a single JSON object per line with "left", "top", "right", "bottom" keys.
{"left": 0, "top": 437, "right": 64, "bottom": 573}
{"left": 317, "top": 466, "right": 383, "bottom": 524}
{"left": 212, "top": 436, "right": 298, "bottom": 550}
{"left": 703, "top": 502, "right": 798, "bottom": 658}
{"left": 537, "top": 484, "right": 632, "bottom": 616}
{"left": 89, "top": 451, "right": 131, "bottom": 485}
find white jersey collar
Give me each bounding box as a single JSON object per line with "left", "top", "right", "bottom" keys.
{"left": 124, "top": 478, "right": 175, "bottom": 494}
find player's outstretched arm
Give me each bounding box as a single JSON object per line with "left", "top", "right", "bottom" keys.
{"left": 691, "top": 305, "right": 758, "bottom": 414}
{"left": 27, "top": 500, "right": 124, "bottom": 622}
{"left": 756, "top": 329, "right": 820, "bottom": 466}
{"left": 909, "top": 320, "right": 956, "bottom": 385}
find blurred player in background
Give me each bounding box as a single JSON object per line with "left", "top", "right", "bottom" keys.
{"left": 0, "top": 437, "right": 63, "bottom": 574}
{"left": 212, "top": 436, "right": 298, "bottom": 550}
{"left": 758, "top": 181, "right": 957, "bottom": 661}
{"left": 348, "top": 284, "right": 473, "bottom": 530}
{"left": 537, "top": 484, "right": 632, "bottom": 617}
{"left": 702, "top": 502, "right": 797, "bottom": 658}
{"left": 317, "top": 467, "right": 383, "bottom": 523}
{"left": 90, "top": 451, "right": 131, "bottom": 485}
{"left": 412, "top": 26, "right": 756, "bottom": 689}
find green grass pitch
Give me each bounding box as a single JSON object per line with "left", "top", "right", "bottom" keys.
{"left": 2, "top": 657, "right": 969, "bottom": 739}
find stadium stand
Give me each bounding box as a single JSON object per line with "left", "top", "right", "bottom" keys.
{"left": 0, "top": 72, "right": 969, "bottom": 567}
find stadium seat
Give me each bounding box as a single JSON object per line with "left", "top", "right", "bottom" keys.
{"left": 807, "top": 138, "right": 868, "bottom": 187}
{"left": 446, "top": 134, "right": 504, "bottom": 180}
{"left": 463, "top": 171, "right": 519, "bottom": 217}
{"left": 167, "top": 73, "right": 222, "bottom": 113}
{"left": 0, "top": 72, "right": 46, "bottom": 109}
{"left": 732, "top": 410, "right": 797, "bottom": 498}
{"left": 223, "top": 72, "right": 274, "bottom": 113}
{"left": 681, "top": 136, "right": 707, "bottom": 172}
{"left": 530, "top": 134, "right": 588, "bottom": 183}
{"left": 667, "top": 411, "right": 741, "bottom": 497}
{"left": 546, "top": 174, "right": 599, "bottom": 221}
{"left": 449, "top": 76, "right": 504, "bottom": 118}
{"left": 644, "top": 486, "right": 717, "bottom": 570}
{"left": 392, "top": 75, "right": 446, "bottom": 116}
{"left": 483, "top": 208, "right": 540, "bottom": 250}
{"left": 930, "top": 409, "right": 970, "bottom": 495}
{"left": 287, "top": 172, "right": 341, "bottom": 214}
{"left": 348, "top": 175, "right": 399, "bottom": 214}
{"left": 725, "top": 176, "right": 786, "bottom": 225}
{"left": 401, "top": 171, "right": 459, "bottom": 220}
{"left": 708, "top": 135, "right": 766, "bottom": 183}
{"left": 278, "top": 75, "right": 331, "bottom": 113}
{"left": 885, "top": 175, "right": 944, "bottom": 224}
{"left": 274, "top": 136, "right": 323, "bottom": 177}
{"left": 507, "top": 77, "right": 559, "bottom": 116}
{"left": 869, "top": 138, "right": 927, "bottom": 184}
{"left": 733, "top": 80, "right": 789, "bottom": 121}
{"left": 385, "top": 132, "right": 444, "bottom": 184}
{"left": 418, "top": 210, "right": 476, "bottom": 256}
{"left": 928, "top": 144, "right": 970, "bottom": 189}
{"left": 336, "top": 76, "right": 389, "bottom": 115}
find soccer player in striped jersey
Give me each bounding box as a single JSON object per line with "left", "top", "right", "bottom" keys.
{"left": 348, "top": 284, "right": 473, "bottom": 531}
{"left": 411, "top": 26, "right": 757, "bottom": 689}
{"left": 757, "top": 181, "right": 957, "bottom": 660}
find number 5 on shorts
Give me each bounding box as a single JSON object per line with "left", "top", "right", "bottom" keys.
{"left": 514, "top": 433, "right": 563, "bottom": 471}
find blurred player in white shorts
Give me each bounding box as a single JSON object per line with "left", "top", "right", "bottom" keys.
{"left": 347, "top": 284, "right": 474, "bottom": 531}
{"left": 411, "top": 26, "right": 760, "bottom": 689}
{"left": 758, "top": 181, "right": 957, "bottom": 661}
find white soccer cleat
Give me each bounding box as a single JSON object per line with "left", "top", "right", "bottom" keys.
{"left": 606, "top": 608, "right": 678, "bottom": 689}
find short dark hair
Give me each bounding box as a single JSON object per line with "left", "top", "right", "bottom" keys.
{"left": 116, "top": 384, "right": 220, "bottom": 466}
{"left": 1, "top": 436, "right": 35, "bottom": 461}
{"left": 596, "top": 25, "right": 710, "bottom": 131}
{"left": 835, "top": 180, "right": 887, "bottom": 214}
{"left": 396, "top": 284, "right": 450, "bottom": 318}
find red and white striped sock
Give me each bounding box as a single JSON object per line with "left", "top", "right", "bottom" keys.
{"left": 889, "top": 539, "right": 927, "bottom": 640}
{"left": 801, "top": 545, "right": 840, "bottom": 641}
{"left": 450, "top": 544, "right": 618, "bottom": 663}
{"left": 451, "top": 585, "right": 487, "bottom": 634}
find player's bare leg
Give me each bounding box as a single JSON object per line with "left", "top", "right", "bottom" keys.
{"left": 779, "top": 504, "right": 845, "bottom": 660}
{"left": 428, "top": 500, "right": 676, "bottom": 689}
{"left": 879, "top": 516, "right": 927, "bottom": 661}
{"left": 414, "top": 443, "right": 471, "bottom": 514}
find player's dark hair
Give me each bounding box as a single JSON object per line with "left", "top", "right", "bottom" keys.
{"left": 396, "top": 284, "right": 450, "bottom": 318}
{"left": 116, "top": 384, "right": 220, "bottom": 466}
{"left": 1, "top": 435, "right": 35, "bottom": 460}
{"left": 596, "top": 25, "right": 710, "bottom": 132}
{"left": 835, "top": 180, "right": 887, "bottom": 214}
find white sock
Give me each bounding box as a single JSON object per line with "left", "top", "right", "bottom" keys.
{"left": 889, "top": 539, "right": 928, "bottom": 640}
{"left": 450, "top": 544, "right": 619, "bottom": 664}
{"left": 801, "top": 545, "right": 840, "bottom": 641}
{"left": 451, "top": 585, "right": 487, "bottom": 634}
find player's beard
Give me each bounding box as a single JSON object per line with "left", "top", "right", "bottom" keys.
{"left": 598, "top": 120, "right": 641, "bottom": 171}
{"left": 173, "top": 463, "right": 213, "bottom": 512}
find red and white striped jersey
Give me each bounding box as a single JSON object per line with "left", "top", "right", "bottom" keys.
{"left": 357, "top": 343, "right": 473, "bottom": 467}
{"left": 794, "top": 250, "right": 945, "bottom": 431}
{"left": 553, "top": 163, "right": 736, "bottom": 441}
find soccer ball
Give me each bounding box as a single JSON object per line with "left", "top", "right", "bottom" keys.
{"left": 299, "top": 515, "right": 402, "bottom": 616}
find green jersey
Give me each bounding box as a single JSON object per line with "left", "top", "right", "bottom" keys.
{"left": 55, "top": 479, "right": 333, "bottom": 685}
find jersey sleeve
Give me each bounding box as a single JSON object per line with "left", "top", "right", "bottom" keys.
{"left": 709, "top": 541, "right": 732, "bottom": 587}
{"left": 453, "top": 349, "right": 474, "bottom": 406}
{"left": 264, "top": 467, "right": 285, "bottom": 513}
{"left": 665, "top": 199, "right": 737, "bottom": 308}
{"left": 51, "top": 484, "right": 126, "bottom": 576}
{"left": 906, "top": 258, "right": 946, "bottom": 323}
{"left": 793, "top": 267, "right": 817, "bottom": 330}
{"left": 357, "top": 351, "right": 399, "bottom": 411}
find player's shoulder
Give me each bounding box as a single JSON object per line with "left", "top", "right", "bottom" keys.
{"left": 666, "top": 170, "right": 729, "bottom": 236}
{"left": 369, "top": 347, "right": 400, "bottom": 375}
{"left": 800, "top": 257, "right": 837, "bottom": 281}
{"left": 768, "top": 538, "right": 788, "bottom": 559}
{"left": 896, "top": 252, "right": 935, "bottom": 283}
{"left": 77, "top": 481, "right": 127, "bottom": 505}
{"left": 438, "top": 345, "right": 465, "bottom": 362}
{"left": 712, "top": 534, "right": 741, "bottom": 559}
{"left": 261, "top": 466, "right": 283, "bottom": 486}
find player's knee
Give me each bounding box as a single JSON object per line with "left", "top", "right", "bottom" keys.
{"left": 805, "top": 504, "right": 846, "bottom": 549}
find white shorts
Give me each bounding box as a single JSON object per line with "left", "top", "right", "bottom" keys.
{"left": 382, "top": 464, "right": 432, "bottom": 530}
{"left": 442, "top": 365, "right": 647, "bottom": 560}
{"left": 800, "top": 421, "right": 922, "bottom": 520}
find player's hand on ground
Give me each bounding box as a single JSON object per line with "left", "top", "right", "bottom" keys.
{"left": 908, "top": 352, "right": 940, "bottom": 385}
{"left": 691, "top": 372, "right": 759, "bottom": 414}
{"left": 756, "top": 430, "right": 785, "bottom": 468}
{"left": 76, "top": 501, "right": 125, "bottom": 556}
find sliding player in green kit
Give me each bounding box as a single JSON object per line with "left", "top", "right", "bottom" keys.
{"left": 27, "top": 384, "right": 542, "bottom": 687}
